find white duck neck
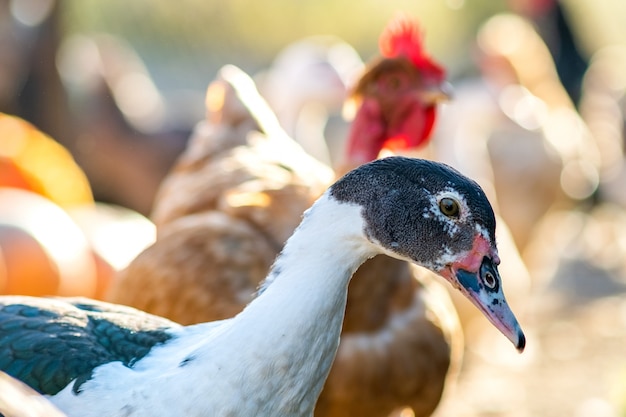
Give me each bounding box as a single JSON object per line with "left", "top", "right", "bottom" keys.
{"left": 204, "top": 193, "right": 377, "bottom": 415}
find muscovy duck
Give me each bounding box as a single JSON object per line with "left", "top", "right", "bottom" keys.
{"left": 0, "top": 157, "right": 524, "bottom": 417}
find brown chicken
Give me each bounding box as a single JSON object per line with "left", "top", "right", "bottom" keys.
{"left": 110, "top": 63, "right": 333, "bottom": 323}
{"left": 108, "top": 15, "right": 462, "bottom": 417}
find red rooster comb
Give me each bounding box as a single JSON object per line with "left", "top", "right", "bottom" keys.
{"left": 378, "top": 13, "right": 445, "bottom": 81}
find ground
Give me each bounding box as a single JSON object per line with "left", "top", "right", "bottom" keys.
{"left": 432, "top": 255, "right": 626, "bottom": 417}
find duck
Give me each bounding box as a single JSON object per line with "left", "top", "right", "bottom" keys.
{"left": 0, "top": 156, "right": 524, "bottom": 417}
{"left": 108, "top": 17, "right": 464, "bottom": 417}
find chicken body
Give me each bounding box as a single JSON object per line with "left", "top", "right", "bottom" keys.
{"left": 462, "top": 14, "right": 600, "bottom": 253}
{"left": 110, "top": 64, "right": 332, "bottom": 320}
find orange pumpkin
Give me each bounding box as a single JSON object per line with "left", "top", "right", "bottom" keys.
{"left": 0, "top": 224, "right": 60, "bottom": 296}
{"left": 0, "top": 113, "right": 93, "bottom": 208}
{"left": 0, "top": 158, "right": 39, "bottom": 192}
{"left": 0, "top": 188, "right": 98, "bottom": 297}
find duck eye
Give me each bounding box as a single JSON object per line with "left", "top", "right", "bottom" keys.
{"left": 484, "top": 271, "right": 496, "bottom": 289}
{"left": 438, "top": 197, "right": 460, "bottom": 218}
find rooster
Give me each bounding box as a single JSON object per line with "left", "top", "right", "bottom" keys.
{"left": 108, "top": 15, "right": 465, "bottom": 417}
{"left": 342, "top": 14, "right": 450, "bottom": 171}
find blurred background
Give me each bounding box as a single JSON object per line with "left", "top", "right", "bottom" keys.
{"left": 2, "top": 0, "right": 626, "bottom": 416}
{"left": 4, "top": 0, "right": 626, "bottom": 214}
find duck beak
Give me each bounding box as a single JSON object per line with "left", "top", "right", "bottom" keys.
{"left": 453, "top": 257, "right": 526, "bottom": 352}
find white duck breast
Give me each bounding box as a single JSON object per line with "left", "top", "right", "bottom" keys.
{"left": 0, "top": 156, "right": 525, "bottom": 417}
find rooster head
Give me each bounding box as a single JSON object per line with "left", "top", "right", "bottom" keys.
{"left": 344, "top": 13, "right": 450, "bottom": 169}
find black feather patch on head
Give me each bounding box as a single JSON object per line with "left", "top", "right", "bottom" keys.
{"left": 330, "top": 157, "right": 496, "bottom": 266}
